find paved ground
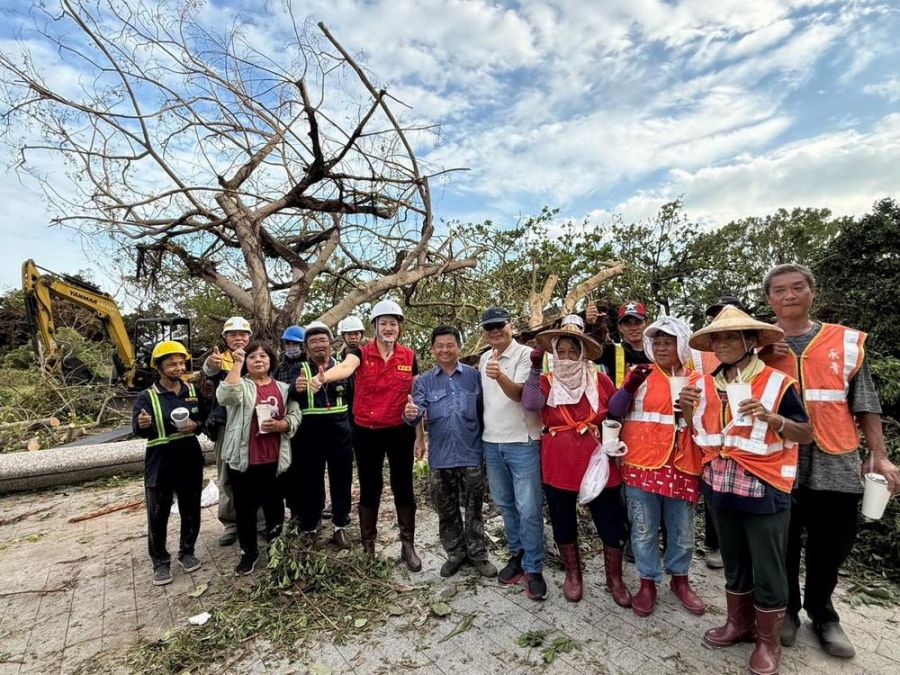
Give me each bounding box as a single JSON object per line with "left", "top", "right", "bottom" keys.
{"left": 1, "top": 468, "right": 899, "bottom": 674}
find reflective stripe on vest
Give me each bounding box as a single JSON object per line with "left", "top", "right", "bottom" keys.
{"left": 621, "top": 367, "right": 703, "bottom": 474}
{"left": 301, "top": 361, "right": 347, "bottom": 415}
{"left": 146, "top": 384, "right": 197, "bottom": 448}
{"left": 761, "top": 323, "right": 865, "bottom": 454}
{"left": 692, "top": 368, "right": 798, "bottom": 492}
{"left": 691, "top": 377, "right": 723, "bottom": 447}
{"left": 614, "top": 344, "right": 625, "bottom": 387}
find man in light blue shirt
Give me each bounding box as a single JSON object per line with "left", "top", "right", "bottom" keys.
{"left": 405, "top": 325, "right": 497, "bottom": 578}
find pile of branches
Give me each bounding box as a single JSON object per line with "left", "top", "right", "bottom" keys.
{"left": 0, "top": 369, "right": 127, "bottom": 451}
{"left": 125, "top": 525, "right": 431, "bottom": 673}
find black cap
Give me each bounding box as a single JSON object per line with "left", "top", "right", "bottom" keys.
{"left": 705, "top": 295, "right": 749, "bottom": 317}
{"left": 481, "top": 307, "right": 511, "bottom": 327}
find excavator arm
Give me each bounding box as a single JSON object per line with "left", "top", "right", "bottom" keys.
{"left": 22, "top": 260, "right": 137, "bottom": 388}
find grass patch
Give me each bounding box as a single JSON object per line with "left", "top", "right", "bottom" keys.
{"left": 124, "top": 525, "right": 431, "bottom": 673}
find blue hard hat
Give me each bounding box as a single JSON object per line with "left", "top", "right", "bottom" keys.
{"left": 281, "top": 325, "right": 305, "bottom": 342}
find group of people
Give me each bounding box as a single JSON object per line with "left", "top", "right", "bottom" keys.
{"left": 132, "top": 263, "right": 897, "bottom": 675}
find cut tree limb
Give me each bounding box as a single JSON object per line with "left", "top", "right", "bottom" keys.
{"left": 561, "top": 263, "right": 626, "bottom": 316}
{"left": 67, "top": 499, "right": 143, "bottom": 523}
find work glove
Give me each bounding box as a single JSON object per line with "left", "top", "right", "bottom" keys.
{"left": 530, "top": 347, "right": 545, "bottom": 369}
{"left": 622, "top": 364, "right": 653, "bottom": 394}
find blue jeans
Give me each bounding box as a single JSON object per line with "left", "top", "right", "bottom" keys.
{"left": 625, "top": 485, "right": 694, "bottom": 582}
{"left": 483, "top": 440, "right": 543, "bottom": 573}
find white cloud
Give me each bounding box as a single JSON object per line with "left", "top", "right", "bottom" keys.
{"left": 864, "top": 76, "right": 900, "bottom": 103}
{"left": 597, "top": 113, "right": 900, "bottom": 225}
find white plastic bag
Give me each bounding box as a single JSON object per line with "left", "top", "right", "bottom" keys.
{"left": 578, "top": 440, "right": 628, "bottom": 505}
{"left": 171, "top": 479, "right": 219, "bottom": 515}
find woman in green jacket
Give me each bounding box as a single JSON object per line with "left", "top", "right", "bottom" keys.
{"left": 217, "top": 341, "right": 302, "bottom": 575}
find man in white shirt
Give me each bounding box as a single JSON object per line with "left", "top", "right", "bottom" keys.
{"left": 479, "top": 307, "right": 546, "bottom": 600}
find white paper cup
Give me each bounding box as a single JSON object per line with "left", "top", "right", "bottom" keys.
{"left": 726, "top": 382, "right": 752, "bottom": 426}
{"left": 669, "top": 376, "right": 689, "bottom": 410}
{"left": 861, "top": 473, "right": 891, "bottom": 520}
{"left": 255, "top": 404, "right": 273, "bottom": 426}
{"left": 601, "top": 420, "right": 622, "bottom": 444}
{"left": 170, "top": 407, "right": 191, "bottom": 430}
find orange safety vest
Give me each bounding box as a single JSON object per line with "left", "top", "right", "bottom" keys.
{"left": 760, "top": 323, "right": 865, "bottom": 454}
{"left": 621, "top": 366, "right": 703, "bottom": 476}
{"left": 689, "top": 349, "right": 720, "bottom": 376}
{"left": 691, "top": 367, "right": 798, "bottom": 493}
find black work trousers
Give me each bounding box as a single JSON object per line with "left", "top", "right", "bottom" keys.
{"left": 228, "top": 463, "right": 284, "bottom": 557}
{"left": 353, "top": 424, "right": 415, "bottom": 511}
{"left": 544, "top": 483, "right": 627, "bottom": 548}
{"left": 710, "top": 504, "right": 790, "bottom": 608}
{"left": 430, "top": 466, "right": 488, "bottom": 562}
{"left": 295, "top": 426, "right": 354, "bottom": 531}
{"left": 704, "top": 498, "right": 720, "bottom": 549}
{"left": 786, "top": 487, "right": 861, "bottom": 623}
{"left": 146, "top": 481, "right": 202, "bottom": 569}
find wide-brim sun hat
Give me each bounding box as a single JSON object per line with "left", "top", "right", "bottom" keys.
{"left": 535, "top": 323, "right": 603, "bottom": 361}
{"left": 689, "top": 305, "right": 784, "bottom": 352}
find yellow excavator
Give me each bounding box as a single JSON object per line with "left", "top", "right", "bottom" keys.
{"left": 22, "top": 259, "right": 192, "bottom": 391}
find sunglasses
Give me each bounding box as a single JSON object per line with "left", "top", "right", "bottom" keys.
{"left": 482, "top": 321, "right": 508, "bottom": 332}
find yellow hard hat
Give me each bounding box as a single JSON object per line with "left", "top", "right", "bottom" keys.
{"left": 151, "top": 340, "right": 190, "bottom": 368}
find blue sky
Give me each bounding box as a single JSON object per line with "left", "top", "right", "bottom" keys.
{"left": 1, "top": 0, "right": 899, "bottom": 295}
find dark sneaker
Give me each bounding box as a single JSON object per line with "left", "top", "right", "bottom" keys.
{"left": 781, "top": 612, "right": 800, "bottom": 647}
{"left": 332, "top": 528, "right": 352, "bottom": 550}
{"left": 153, "top": 564, "right": 173, "bottom": 586}
{"left": 440, "top": 558, "right": 466, "bottom": 578}
{"left": 234, "top": 552, "right": 258, "bottom": 576}
{"left": 705, "top": 548, "right": 724, "bottom": 569}
{"left": 498, "top": 551, "right": 524, "bottom": 585}
{"left": 178, "top": 553, "right": 202, "bottom": 573}
{"left": 524, "top": 572, "right": 547, "bottom": 601}
{"left": 218, "top": 531, "right": 237, "bottom": 546}
{"left": 472, "top": 559, "right": 498, "bottom": 578}
{"left": 814, "top": 621, "right": 856, "bottom": 658}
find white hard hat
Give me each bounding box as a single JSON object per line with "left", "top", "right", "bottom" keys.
{"left": 222, "top": 316, "right": 252, "bottom": 336}
{"left": 304, "top": 320, "right": 333, "bottom": 341}
{"left": 370, "top": 300, "right": 404, "bottom": 323}
{"left": 338, "top": 316, "right": 365, "bottom": 334}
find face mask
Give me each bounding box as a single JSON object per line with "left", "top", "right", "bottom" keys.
{"left": 284, "top": 346, "right": 302, "bottom": 359}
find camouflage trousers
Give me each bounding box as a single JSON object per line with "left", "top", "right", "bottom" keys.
{"left": 429, "top": 465, "right": 488, "bottom": 563}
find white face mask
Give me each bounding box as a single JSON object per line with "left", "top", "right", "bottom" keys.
{"left": 284, "top": 345, "right": 303, "bottom": 359}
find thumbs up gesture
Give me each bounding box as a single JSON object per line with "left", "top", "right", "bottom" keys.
{"left": 404, "top": 394, "right": 419, "bottom": 421}
{"left": 308, "top": 366, "right": 325, "bottom": 393}
{"left": 137, "top": 408, "right": 152, "bottom": 429}
{"left": 485, "top": 349, "right": 501, "bottom": 380}
{"left": 231, "top": 347, "right": 245, "bottom": 366}
{"left": 294, "top": 371, "right": 309, "bottom": 392}
{"left": 209, "top": 345, "right": 223, "bottom": 368}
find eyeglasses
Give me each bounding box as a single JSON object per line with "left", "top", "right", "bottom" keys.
{"left": 482, "top": 321, "right": 508, "bottom": 332}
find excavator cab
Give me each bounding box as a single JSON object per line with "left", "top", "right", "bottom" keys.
{"left": 131, "top": 317, "right": 194, "bottom": 390}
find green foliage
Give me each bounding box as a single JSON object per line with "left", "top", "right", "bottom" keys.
{"left": 813, "top": 198, "right": 900, "bottom": 357}
{"left": 125, "top": 526, "right": 426, "bottom": 673}
{"left": 607, "top": 199, "right": 699, "bottom": 316}
{"left": 870, "top": 357, "right": 900, "bottom": 412}
{"left": 682, "top": 207, "right": 842, "bottom": 324}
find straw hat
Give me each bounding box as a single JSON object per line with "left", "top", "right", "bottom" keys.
{"left": 689, "top": 305, "right": 784, "bottom": 352}
{"left": 535, "top": 323, "right": 603, "bottom": 361}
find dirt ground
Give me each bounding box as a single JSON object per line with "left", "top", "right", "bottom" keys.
{"left": 1, "top": 467, "right": 899, "bottom": 674}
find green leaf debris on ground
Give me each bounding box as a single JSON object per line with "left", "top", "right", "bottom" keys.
{"left": 124, "top": 525, "right": 432, "bottom": 673}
